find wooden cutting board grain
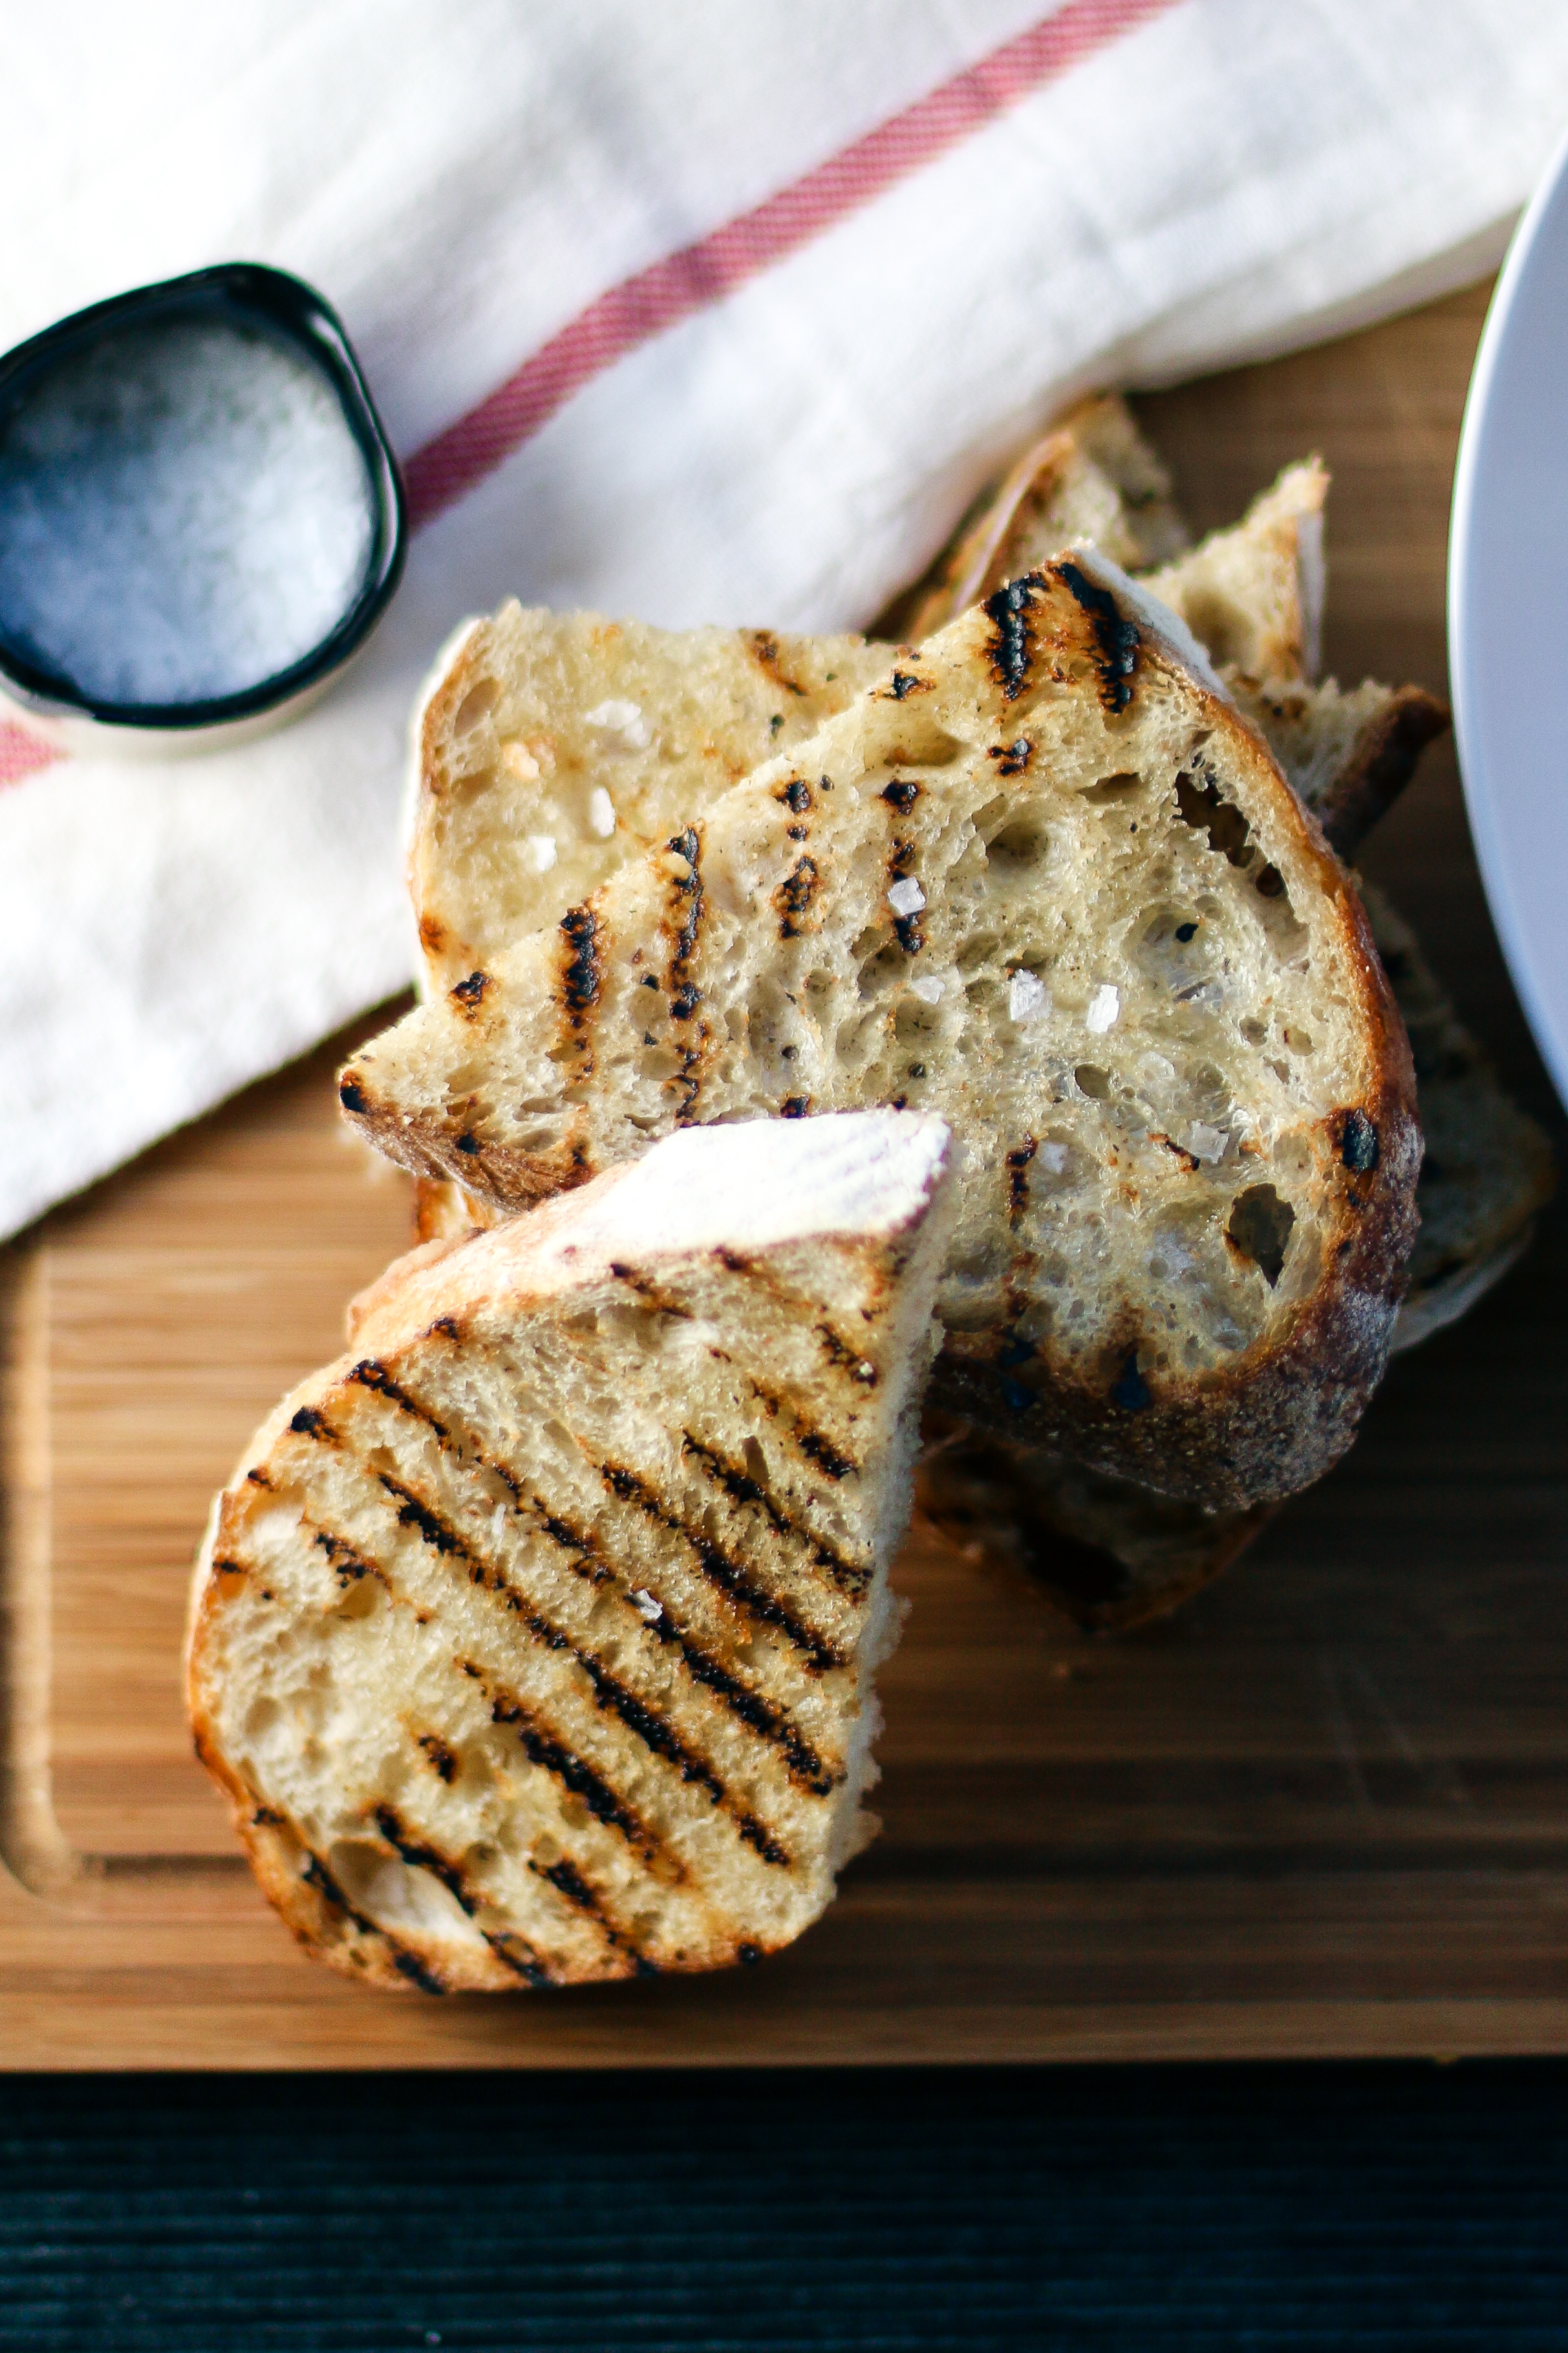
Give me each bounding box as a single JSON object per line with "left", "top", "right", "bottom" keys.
{"left": 5, "top": 279, "right": 1568, "bottom": 2068}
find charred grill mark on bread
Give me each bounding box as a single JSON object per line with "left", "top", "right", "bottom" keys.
{"left": 709, "top": 1248, "right": 878, "bottom": 1388}
{"left": 468, "top": 1672, "right": 676, "bottom": 1871}
{"left": 983, "top": 572, "right": 1044, "bottom": 700}
{"left": 887, "top": 837, "right": 923, "bottom": 955}
{"left": 747, "top": 631, "right": 806, "bottom": 695}
{"left": 311, "top": 1525, "right": 388, "bottom": 1592}
{"left": 680, "top": 1434, "right": 872, "bottom": 1598}
{"left": 777, "top": 777, "right": 813, "bottom": 814}
{"left": 369, "top": 1801, "right": 656, "bottom": 1979}
{"left": 1006, "top": 1138, "right": 1038, "bottom": 1228}
{"left": 662, "top": 827, "right": 706, "bottom": 1116}
{"left": 1053, "top": 558, "right": 1141, "bottom": 711}
{"left": 528, "top": 1853, "right": 661, "bottom": 1974}
{"left": 773, "top": 854, "right": 820, "bottom": 938}
{"left": 314, "top": 1440, "right": 800, "bottom": 1865}
{"left": 415, "top": 1730, "right": 458, "bottom": 1783}
{"left": 746, "top": 1378, "right": 859, "bottom": 1483}
{"left": 597, "top": 1458, "right": 846, "bottom": 1678}
{"left": 881, "top": 779, "right": 919, "bottom": 812}
{"left": 347, "top": 1357, "right": 452, "bottom": 1437}
{"left": 294, "top": 1840, "right": 454, "bottom": 1994}
{"left": 449, "top": 970, "right": 491, "bottom": 1017}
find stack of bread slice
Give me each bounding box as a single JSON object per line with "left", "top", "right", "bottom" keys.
{"left": 365, "top": 393, "right": 1549, "bottom": 1618}
{"left": 191, "top": 392, "right": 1552, "bottom": 1990}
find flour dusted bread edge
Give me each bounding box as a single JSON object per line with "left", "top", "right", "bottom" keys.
{"left": 342, "top": 556, "right": 1419, "bottom": 1512}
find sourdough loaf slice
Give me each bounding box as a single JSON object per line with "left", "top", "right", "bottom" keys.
{"left": 343, "top": 555, "right": 1419, "bottom": 1512}
{"left": 919, "top": 884, "right": 1555, "bottom": 1617}
{"left": 1143, "top": 460, "right": 1328, "bottom": 683}
{"left": 901, "top": 422, "right": 1443, "bottom": 858}
{"left": 411, "top": 611, "right": 888, "bottom": 994}
{"left": 1364, "top": 885, "right": 1554, "bottom": 1349}
{"left": 188, "top": 1110, "right": 954, "bottom": 1991}
{"left": 916, "top": 1425, "right": 1274, "bottom": 1632}
{"left": 1227, "top": 675, "right": 1448, "bottom": 860}
{"left": 886, "top": 392, "right": 1190, "bottom": 642}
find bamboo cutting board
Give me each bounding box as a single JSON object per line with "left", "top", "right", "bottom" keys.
{"left": 5, "top": 281, "right": 1568, "bottom": 2069}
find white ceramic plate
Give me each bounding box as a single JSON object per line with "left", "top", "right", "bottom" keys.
{"left": 1450, "top": 120, "right": 1568, "bottom": 1113}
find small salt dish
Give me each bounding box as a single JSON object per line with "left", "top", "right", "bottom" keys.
{"left": 0, "top": 263, "right": 405, "bottom": 756}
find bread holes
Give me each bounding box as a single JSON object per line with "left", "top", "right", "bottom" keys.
{"left": 955, "top": 931, "right": 1000, "bottom": 974}
{"left": 333, "top": 1575, "right": 383, "bottom": 1623}
{"left": 1079, "top": 770, "right": 1144, "bottom": 805}
{"left": 1226, "top": 1185, "right": 1296, "bottom": 1286}
{"left": 1135, "top": 903, "right": 1211, "bottom": 993}
{"left": 1074, "top": 1065, "right": 1112, "bottom": 1100}
{"left": 894, "top": 995, "right": 940, "bottom": 1049}
{"left": 453, "top": 678, "right": 500, "bottom": 735}
{"left": 857, "top": 940, "right": 906, "bottom": 1002}
{"left": 984, "top": 818, "right": 1051, "bottom": 871}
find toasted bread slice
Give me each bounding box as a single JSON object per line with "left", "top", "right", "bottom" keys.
{"left": 411, "top": 613, "right": 888, "bottom": 994}
{"left": 916, "top": 1423, "right": 1274, "bottom": 1632}
{"left": 1364, "top": 885, "right": 1555, "bottom": 1349}
{"left": 917, "top": 881, "right": 1556, "bottom": 1621}
{"left": 343, "top": 555, "right": 1419, "bottom": 1512}
{"left": 1142, "top": 459, "right": 1328, "bottom": 684}
{"left": 188, "top": 1110, "right": 955, "bottom": 1991}
{"left": 885, "top": 393, "right": 1190, "bottom": 641}
{"left": 1227, "top": 675, "right": 1449, "bottom": 860}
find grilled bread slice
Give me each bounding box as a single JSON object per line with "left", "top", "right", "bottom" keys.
{"left": 1143, "top": 460, "right": 1328, "bottom": 684}
{"left": 916, "top": 1424, "right": 1274, "bottom": 1632}
{"left": 885, "top": 391, "right": 1190, "bottom": 642}
{"left": 342, "top": 554, "right": 1419, "bottom": 1512}
{"left": 1366, "top": 885, "right": 1554, "bottom": 1349}
{"left": 916, "top": 877, "right": 1556, "bottom": 1623}
{"left": 1226, "top": 676, "right": 1448, "bottom": 859}
{"left": 411, "top": 613, "right": 888, "bottom": 995}
{"left": 188, "top": 1109, "right": 956, "bottom": 1991}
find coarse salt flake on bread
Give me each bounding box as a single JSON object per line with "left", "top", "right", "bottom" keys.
{"left": 187, "top": 1109, "right": 955, "bottom": 1991}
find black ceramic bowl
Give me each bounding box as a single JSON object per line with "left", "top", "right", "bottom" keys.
{"left": 0, "top": 263, "right": 405, "bottom": 744}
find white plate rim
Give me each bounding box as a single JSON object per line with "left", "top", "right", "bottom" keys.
{"left": 1450, "top": 113, "right": 1568, "bottom": 1113}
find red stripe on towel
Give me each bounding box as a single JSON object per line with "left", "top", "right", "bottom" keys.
{"left": 0, "top": 722, "right": 59, "bottom": 788}
{"left": 405, "top": 0, "right": 1181, "bottom": 526}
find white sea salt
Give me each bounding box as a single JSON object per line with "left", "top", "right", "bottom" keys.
{"left": 1008, "top": 969, "right": 1049, "bottom": 1023}
{"left": 584, "top": 697, "right": 650, "bottom": 750}
{"left": 1187, "top": 1122, "right": 1229, "bottom": 1163}
{"left": 1085, "top": 984, "right": 1121, "bottom": 1033}
{"left": 630, "top": 1587, "right": 663, "bottom": 1623}
{"left": 524, "top": 834, "right": 557, "bottom": 873}
{"left": 587, "top": 786, "right": 616, "bottom": 838}
{"left": 887, "top": 876, "right": 925, "bottom": 918}
{"left": 1037, "top": 1141, "right": 1069, "bottom": 1173}
{"left": 0, "top": 314, "right": 378, "bottom": 707}
{"left": 910, "top": 974, "right": 944, "bottom": 1005}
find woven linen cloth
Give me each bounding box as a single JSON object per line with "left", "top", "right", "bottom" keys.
{"left": 4, "top": 0, "right": 1567, "bottom": 1239}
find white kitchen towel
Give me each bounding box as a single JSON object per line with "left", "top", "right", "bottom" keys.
{"left": 4, "top": 0, "right": 1567, "bottom": 1239}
